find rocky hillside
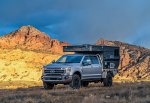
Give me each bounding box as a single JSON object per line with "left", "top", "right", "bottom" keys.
{"left": 0, "top": 26, "right": 66, "bottom": 88}
{"left": 96, "top": 39, "right": 150, "bottom": 81}
{"left": 0, "top": 26, "right": 69, "bottom": 53}
{"left": 0, "top": 26, "right": 150, "bottom": 89}
{"left": 0, "top": 48, "right": 61, "bottom": 89}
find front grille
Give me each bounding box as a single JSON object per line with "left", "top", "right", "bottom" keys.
{"left": 44, "top": 69, "right": 65, "bottom": 76}
{"left": 45, "top": 74, "right": 62, "bottom": 76}
{"left": 45, "top": 70, "right": 65, "bottom": 74}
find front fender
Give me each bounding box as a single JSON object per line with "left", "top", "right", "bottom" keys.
{"left": 71, "top": 67, "right": 82, "bottom": 77}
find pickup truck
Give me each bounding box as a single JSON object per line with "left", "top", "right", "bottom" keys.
{"left": 41, "top": 45, "right": 120, "bottom": 89}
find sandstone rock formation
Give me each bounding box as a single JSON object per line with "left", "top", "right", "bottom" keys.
{"left": 0, "top": 26, "right": 150, "bottom": 85}
{"left": 96, "top": 39, "right": 150, "bottom": 80}
{"left": 0, "top": 26, "right": 68, "bottom": 53}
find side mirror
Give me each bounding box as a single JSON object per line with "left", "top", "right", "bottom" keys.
{"left": 52, "top": 60, "right": 55, "bottom": 63}
{"left": 82, "top": 59, "right": 92, "bottom": 66}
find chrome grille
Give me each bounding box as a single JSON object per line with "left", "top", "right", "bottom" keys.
{"left": 44, "top": 69, "right": 65, "bottom": 75}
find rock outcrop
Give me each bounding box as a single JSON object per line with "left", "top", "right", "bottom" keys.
{"left": 0, "top": 26, "right": 150, "bottom": 81}
{"left": 96, "top": 39, "right": 150, "bottom": 80}
{"left": 0, "top": 26, "right": 68, "bottom": 53}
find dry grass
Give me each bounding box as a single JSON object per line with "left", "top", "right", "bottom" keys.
{"left": 0, "top": 81, "right": 42, "bottom": 89}
{"left": 0, "top": 48, "right": 61, "bottom": 87}
{"left": 0, "top": 82, "right": 149, "bottom": 103}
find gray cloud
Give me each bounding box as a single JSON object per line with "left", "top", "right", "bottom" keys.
{"left": 0, "top": 0, "right": 150, "bottom": 48}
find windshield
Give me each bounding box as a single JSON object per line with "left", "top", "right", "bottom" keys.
{"left": 56, "top": 55, "right": 83, "bottom": 63}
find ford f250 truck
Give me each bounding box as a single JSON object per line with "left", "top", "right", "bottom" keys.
{"left": 41, "top": 45, "right": 120, "bottom": 89}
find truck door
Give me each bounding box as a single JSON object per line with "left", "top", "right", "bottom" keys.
{"left": 81, "top": 56, "right": 92, "bottom": 79}
{"left": 89, "top": 56, "right": 102, "bottom": 78}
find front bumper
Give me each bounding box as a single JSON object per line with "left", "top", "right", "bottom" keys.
{"left": 41, "top": 75, "right": 72, "bottom": 84}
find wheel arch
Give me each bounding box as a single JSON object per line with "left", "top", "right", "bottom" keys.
{"left": 73, "top": 71, "right": 81, "bottom": 78}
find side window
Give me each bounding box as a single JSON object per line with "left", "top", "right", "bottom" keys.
{"left": 89, "top": 56, "right": 99, "bottom": 64}
{"left": 82, "top": 56, "right": 90, "bottom": 63}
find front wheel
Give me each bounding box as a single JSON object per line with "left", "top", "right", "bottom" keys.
{"left": 70, "top": 74, "right": 81, "bottom": 89}
{"left": 43, "top": 82, "right": 54, "bottom": 90}
{"left": 103, "top": 73, "right": 112, "bottom": 87}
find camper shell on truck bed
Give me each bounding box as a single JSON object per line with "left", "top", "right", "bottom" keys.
{"left": 63, "top": 44, "right": 120, "bottom": 70}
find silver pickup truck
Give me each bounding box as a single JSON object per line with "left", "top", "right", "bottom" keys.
{"left": 41, "top": 45, "right": 120, "bottom": 89}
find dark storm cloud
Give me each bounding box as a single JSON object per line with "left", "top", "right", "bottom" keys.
{"left": 0, "top": 0, "right": 150, "bottom": 48}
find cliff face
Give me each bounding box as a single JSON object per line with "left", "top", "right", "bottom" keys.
{"left": 96, "top": 39, "right": 150, "bottom": 80}
{"left": 0, "top": 26, "right": 68, "bottom": 53}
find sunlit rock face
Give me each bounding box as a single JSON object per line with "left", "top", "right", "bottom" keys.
{"left": 0, "top": 26, "right": 69, "bottom": 53}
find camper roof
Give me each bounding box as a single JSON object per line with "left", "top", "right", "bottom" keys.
{"left": 63, "top": 44, "right": 119, "bottom": 52}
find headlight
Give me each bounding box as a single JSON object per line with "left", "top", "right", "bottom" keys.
{"left": 65, "top": 67, "right": 71, "bottom": 74}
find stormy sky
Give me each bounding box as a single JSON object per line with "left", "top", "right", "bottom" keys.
{"left": 0, "top": 0, "right": 150, "bottom": 48}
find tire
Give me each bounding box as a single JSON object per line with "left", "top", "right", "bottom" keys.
{"left": 70, "top": 74, "right": 81, "bottom": 89}
{"left": 82, "top": 81, "right": 89, "bottom": 87}
{"left": 103, "top": 73, "right": 112, "bottom": 87}
{"left": 43, "top": 82, "right": 54, "bottom": 90}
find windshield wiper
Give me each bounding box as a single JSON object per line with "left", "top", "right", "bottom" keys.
{"left": 55, "top": 62, "right": 78, "bottom": 63}
{"left": 65, "top": 62, "right": 78, "bottom": 63}
{"left": 54, "top": 62, "right": 64, "bottom": 63}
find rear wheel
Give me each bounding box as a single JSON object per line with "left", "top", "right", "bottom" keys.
{"left": 43, "top": 82, "right": 54, "bottom": 90}
{"left": 82, "top": 81, "right": 89, "bottom": 87}
{"left": 103, "top": 73, "right": 112, "bottom": 87}
{"left": 70, "top": 74, "right": 81, "bottom": 89}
